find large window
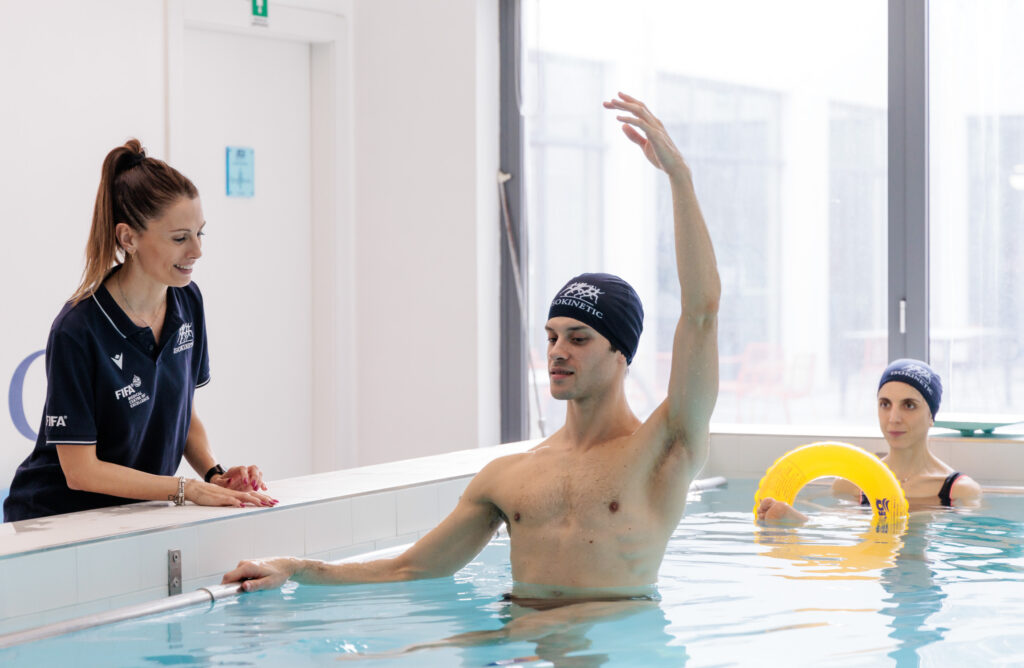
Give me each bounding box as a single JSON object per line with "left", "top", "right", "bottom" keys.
{"left": 930, "top": 0, "right": 1024, "bottom": 415}
{"left": 830, "top": 103, "right": 888, "bottom": 418}
{"left": 523, "top": 53, "right": 606, "bottom": 433}
{"left": 520, "top": 0, "right": 888, "bottom": 434}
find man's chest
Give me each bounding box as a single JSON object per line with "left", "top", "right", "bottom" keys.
{"left": 492, "top": 453, "right": 650, "bottom": 528}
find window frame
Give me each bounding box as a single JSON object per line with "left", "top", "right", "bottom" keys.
{"left": 499, "top": 0, "right": 933, "bottom": 438}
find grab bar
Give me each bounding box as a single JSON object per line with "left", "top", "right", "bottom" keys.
{"left": 0, "top": 583, "right": 243, "bottom": 649}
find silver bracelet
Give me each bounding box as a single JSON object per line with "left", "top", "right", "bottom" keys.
{"left": 169, "top": 476, "right": 186, "bottom": 506}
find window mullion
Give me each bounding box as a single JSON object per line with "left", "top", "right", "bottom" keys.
{"left": 888, "top": 0, "right": 930, "bottom": 362}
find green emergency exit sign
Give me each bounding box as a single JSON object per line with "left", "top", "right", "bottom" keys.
{"left": 252, "top": 0, "right": 268, "bottom": 26}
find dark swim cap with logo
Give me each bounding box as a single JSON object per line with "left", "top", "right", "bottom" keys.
{"left": 548, "top": 273, "right": 644, "bottom": 364}
{"left": 878, "top": 358, "right": 943, "bottom": 418}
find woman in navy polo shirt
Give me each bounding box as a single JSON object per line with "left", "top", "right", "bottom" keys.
{"left": 3, "top": 140, "right": 275, "bottom": 522}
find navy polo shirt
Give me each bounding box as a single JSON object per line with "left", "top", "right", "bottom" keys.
{"left": 3, "top": 279, "right": 210, "bottom": 522}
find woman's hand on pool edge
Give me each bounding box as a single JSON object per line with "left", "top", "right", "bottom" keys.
{"left": 185, "top": 479, "right": 277, "bottom": 508}
{"left": 223, "top": 557, "right": 298, "bottom": 591}
{"left": 756, "top": 497, "right": 809, "bottom": 524}
{"left": 213, "top": 464, "right": 268, "bottom": 492}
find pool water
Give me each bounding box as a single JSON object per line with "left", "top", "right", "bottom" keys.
{"left": 3, "top": 480, "right": 1024, "bottom": 667}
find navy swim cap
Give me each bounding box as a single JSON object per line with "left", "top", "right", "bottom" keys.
{"left": 548, "top": 273, "right": 644, "bottom": 364}
{"left": 878, "top": 358, "right": 942, "bottom": 418}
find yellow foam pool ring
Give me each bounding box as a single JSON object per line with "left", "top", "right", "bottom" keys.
{"left": 754, "top": 525, "right": 905, "bottom": 579}
{"left": 753, "top": 441, "right": 909, "bottom": 527}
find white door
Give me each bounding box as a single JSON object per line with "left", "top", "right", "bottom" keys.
{"left": 179, "top": 28, "right": 313, "bottom": 479}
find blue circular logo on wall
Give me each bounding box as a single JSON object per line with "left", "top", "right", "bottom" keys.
{"left": 9, "top": 350, "right": 45, "bottom": 440}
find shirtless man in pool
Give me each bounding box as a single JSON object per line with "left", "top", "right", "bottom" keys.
{"left": 223, "top": 93, "right": 721, "bottom": 601}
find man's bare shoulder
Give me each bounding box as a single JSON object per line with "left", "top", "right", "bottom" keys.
{"left": 466, "top": 440, "right": 565, "bottom": 494}
{"left": 470, "top": 449, "right": 537, "bottom": 486}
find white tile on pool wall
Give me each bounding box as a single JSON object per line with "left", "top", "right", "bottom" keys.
{"left": 437, "top": 478, "right": 470, "bottom": 516}
{"left": 700, "top": 444, "right": 727, "bottom": 479}
{"left": 959, "top": 442, "right": 1003, "bottom": 480}
{"left": 134, "top": 527, "right": 200, "bottom": 585}
{"left": 329, "top": 541, "right": 377, "bottom": 562}
{"left": 396, "top": 485, "right": 440, "bottom": 535}
{"left": 304, "top": 498, "right": 353, "bottom": 555}
{"left": 194, "top": 516, "right": 257, "bottom": 578}
{"left": 106, "top": 585, "right": 169, "bottom": 610}
{"left": 0, "top": 598, "right": 113, "bottom": 636}
{"left": 374, "top": 532, "right": 418, "bottom": 552}
{"left": 351, "top": 492, "right": 396, "bottom": 544}
{"left": 0, "top": 548, "right": 78, "bottom": 618}
{"left": 76, "top": 536, "right": 143, "bottom": 602}
{"left": 183, "top": 573, "right": 225, "bottom": 592}
{"left": 712, "top": 436, "right": 747, "bottom": 478}
{"left": 251, "top": 508, "right": 306, "bottom": 558}
{"left": 960, "top": 441, "right": 1024, "bottom": 484}
{"left": 928, "top": 439, "right": 953, "bottom": 464}
{"left": 737, "top": 436, "right": 774, "bottom": 477}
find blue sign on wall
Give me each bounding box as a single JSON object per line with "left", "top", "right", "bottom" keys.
{"left": 8, "top": 349, "right": 45, "bottom": 441}
{"left": 226, "top": 146, "right": 255, "bottom": 197}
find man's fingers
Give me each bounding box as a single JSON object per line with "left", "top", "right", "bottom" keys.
{"left": 240, "top": 577, "right": 273, "bottom": 592}
{"left": 617, "top": 116, "right": 663, "bottom": 150}
{"left": 222, "top": 561, "right": 261, "bottom": 584}
{"left": 222, "top": 562, "right": 284, "bottom": 592}
{"left": 621, "top": 124, "right": 647, "bottom": 148}
{"left": 607, "top": 93, "right": 659, "bottom": 126}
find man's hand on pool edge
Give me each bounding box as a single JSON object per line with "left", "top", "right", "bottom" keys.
{"left": 223, "top": 557, "right": 299, "bottom": 592}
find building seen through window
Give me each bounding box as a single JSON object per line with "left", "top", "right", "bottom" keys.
{"left": 522, "top": 0, "right": 1023, "bottom": 434}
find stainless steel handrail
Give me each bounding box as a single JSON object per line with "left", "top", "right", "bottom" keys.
{"left": 0, "top": 583, "right": 243, "bottom": 649}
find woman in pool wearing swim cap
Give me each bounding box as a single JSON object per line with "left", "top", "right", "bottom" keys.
{"left": 757, "top": 358, "right": 982, "bottom": 522}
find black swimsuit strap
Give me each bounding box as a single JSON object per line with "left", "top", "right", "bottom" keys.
{"left": 938, "top": 472, "right": 962, "bottom": 507}
{"left": 862, "top": 471, "right": 963, "bottom": 507}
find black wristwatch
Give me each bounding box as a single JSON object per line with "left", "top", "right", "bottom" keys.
{"left": 204, "top": 464, "right": 226, "bottom": 483}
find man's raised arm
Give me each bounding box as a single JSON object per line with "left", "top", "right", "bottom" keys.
{"left": 604, "top": 92, "right": 721, "bottom": 466}
{"left": 222, "top": 462, "right": 506, "bottom": 592}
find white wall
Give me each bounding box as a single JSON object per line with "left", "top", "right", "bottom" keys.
{"left": 352, "top": 0, "right": 500, "bottom": 465}
{"left": 0, "top": 0, "right": 169, "bottom": 485}
{"left": 0, "top": 0, "right": 501, "bottom": 489}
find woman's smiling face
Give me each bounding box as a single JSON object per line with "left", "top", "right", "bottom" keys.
{"left": 129, "top": 196, "right": 205, "bottom": 288}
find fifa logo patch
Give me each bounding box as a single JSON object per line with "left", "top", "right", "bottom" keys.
{"left": 174, "top": 322, "right": 195, "bottom": 354}
{"left": 46, "top": 415, "right": 68, "bottom": 428}
{"left": 115, "top": 374, "right": 150, "bottom": 408}
{"left": 551, "top": 282, "right": 605, "bottom": 319}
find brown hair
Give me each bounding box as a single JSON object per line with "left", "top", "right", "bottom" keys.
{"left": 70, "top": 139, "right": 199, "bottom": 304}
